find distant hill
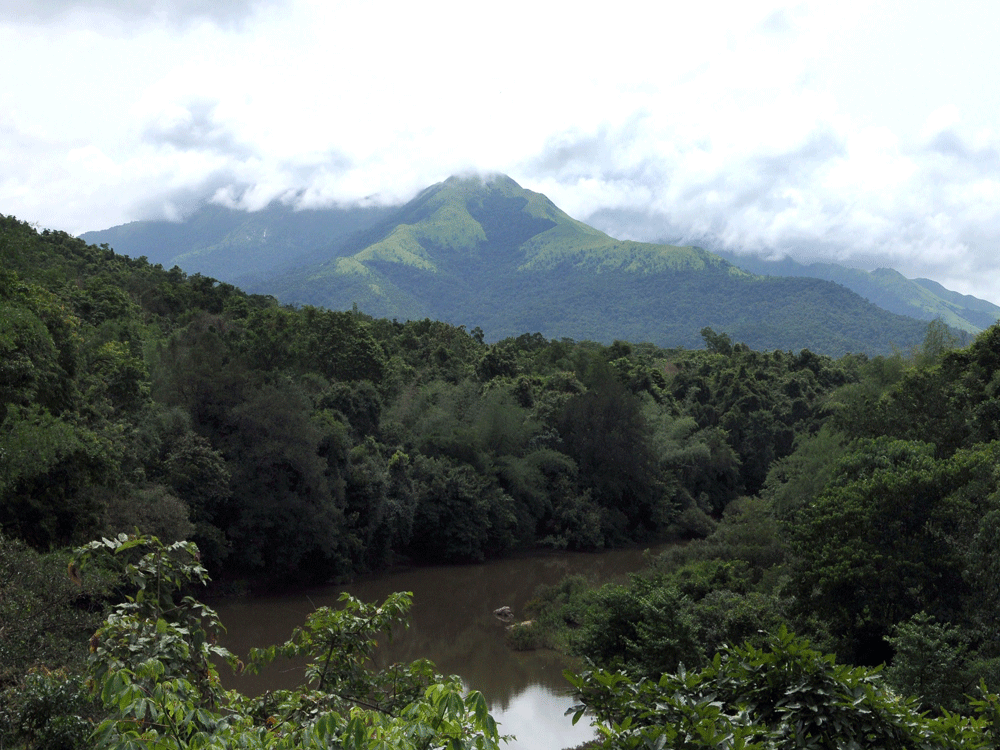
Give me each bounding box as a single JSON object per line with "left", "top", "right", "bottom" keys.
{"left": 713, "top": 251, "right": 1000, "bottom": 334}
{"left": 82, "top": 174, "right": 964, "bottom": 355}
{"left": 81, "top": 201, "right": 394, "bottom": 284}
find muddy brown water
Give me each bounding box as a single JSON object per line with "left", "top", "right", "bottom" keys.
{"left": 213, "top": 544, "right": 672, "bottom": 750}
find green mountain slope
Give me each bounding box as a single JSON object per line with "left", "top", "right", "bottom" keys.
{"left": 911, "top": 277, "right": 1000, "bottom": 330}
{"left": 713, "top": 250, "right": 1000, "bottom": 334}
{"left": 80, "top": 174, "right": 970, "bottom": 355}
{"left": 80, "top": 201, "right": 394, "bottom": 283}
{"left": 261, "top": 174, "right": 747, "bottom": 317}
{"left": 254, "top": 175, "right": 942, "bottom": 354}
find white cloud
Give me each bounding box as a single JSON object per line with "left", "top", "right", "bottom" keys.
{"left": 2, "top": 0, "right": 1000, "bottom": 304}
{"left": 0, "top": 0, "right": 273, "bottom": 27}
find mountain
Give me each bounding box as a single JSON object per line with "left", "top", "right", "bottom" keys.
{"left": 82, "top": 174, "right": 965, "bottom": 355}
{"left": 712, "top": 251, "right": 1000, "bottom": 334}
{"left": 81, "top": 200, "right": 395, "bottom": 284}
{"left": 259, "top": 174, "right": 742, "bottom": 314}
{"left": 248, "top": 175, "right": 952, "bottom": 354}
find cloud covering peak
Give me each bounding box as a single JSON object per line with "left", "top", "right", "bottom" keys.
{"left": 2, "top": 0, "right": 1000, "bottom": 303}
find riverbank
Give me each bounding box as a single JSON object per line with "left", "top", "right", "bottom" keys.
{"left": 211, "top": 543, "right": 675, "bottom": 750}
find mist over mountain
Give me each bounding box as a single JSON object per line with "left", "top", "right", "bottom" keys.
{"left": 82, "top": 200, "right": 395, "bottom": 284}
{"left": 83, "top": 174, "right": 989, "bottom": 355}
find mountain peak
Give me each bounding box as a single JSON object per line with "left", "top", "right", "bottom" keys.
{"left": 441, "top": 172, "right": 521, "bottom": 189}
{"left": 79, "top": 174, "right": 997, "bottom": 353}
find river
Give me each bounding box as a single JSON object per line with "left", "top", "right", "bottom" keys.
{"left": 213, "top": 545, "right": 669, "bottom": 750}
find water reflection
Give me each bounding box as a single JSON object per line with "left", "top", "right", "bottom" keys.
{"left": 214, "top": 545, "right": 670, "bottom": 749}
{"left": 491, "top": 683, "right": 594, "bottom": 750}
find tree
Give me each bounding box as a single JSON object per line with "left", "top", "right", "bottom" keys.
{"left": 885, "top": 612, "right": 969, "bottom": 713}
{"left": 700, "top": 327, "right": 733, "bottom": 356}
{"left": 789, "top": 438, "right": 1000, "bottom": 664}
{"left": 0, "top": 533, "right": 110, "bottom": 688}
{"left": 73, "top": 534, "right": 507, "bottom": 750}
{"left": 557, "top": 375, "right": 666, "bottom": 539}
{"left": 297, "top": 306, "right": 387, "bottom": 383}
{"left": 221, "top": 381, "right": 349, "bottom": 579}
{"left": 476, "top": 343, "right": 519, "bottom": 381}
{"left": 407, "top": 455, "right": 517, "bottom": 562}
{"left": 566, "top": 627, "right": 999, "bottom": 750}
{"left": 570, "top": 576, "right": 704, "bottom": 678}
{"left": 0, "top": 405, "right": 111, "bottom": 547}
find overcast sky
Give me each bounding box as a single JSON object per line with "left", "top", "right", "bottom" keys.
{"left": 3, "top": 0, "right": 1000, "bottom": 303}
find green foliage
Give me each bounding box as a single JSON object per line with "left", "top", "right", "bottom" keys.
{"left": 319, "top": 380, "right": 382, "bottom": 439}
{"left": 0, "top": 296, "right": 64, "bottom": 417}
{"left": 789, "top": 438, "right": 1000, "bottom": 664}
{"left": 74, "top": 534, "right": 507, "bottom": 750}
{"left": 502, "top": 620, "right": 547, "bottom": 651}
{"left": 0, "top": 532, "right": 111, "bottom": 686}
{"left": 699, "top": 498, "right": 787, "bottom": 574}
{"left": 566, "top": 627, "right": 997, "bottom": 749}
{"left": 220, "top": 380, "right": 351, "bottom": 578}
{"left": 557, "top": 554, "right": 795, "bottom": 682}
{"left": 700, "top": 327, "right": 733, "bottom": 356}
{"left": 407, "top": 454, "right": 517, "bottom": 562}
{"left": 296, "top": 306, "right": 387, "bottom": 383}
{"left": 760, "top": 425, "right": 847, "bottom": 517}
{"left": 246, "top": 591, "right": 433, "bottom": 712}
{"left": 101, "top": 484, "right": 195, "bottom": 545}
{"left": 476, "top": 342, "right": 520, "bottom": 381}
{"left": 831, "top": 322, "right": 1000, "bottom": 454}
{"left": 666, "top": 343, "right": 849, "bottom": 497}
{"left": 540, "top": 489, "right": 607, "bottom": 550}
{"left": 581, "top": 579, "right": 706, "bottom": 678}
{"left": 157, "top": 429, "right": 232, "bottom": 567}
{"left": 0, "top": 668, "right": 95, "bottom": 750}
{"left": 0, "top": 211, "right": 874, "bottom": 585}
{"left": 0, "top": 405, "right": 108, "bottom": 546}
{"left": 885, "top": 612, "right": 970, "bottom": 713}
{"left": 650, "top": 414, "right": 740, "bottom": 519}
{"left": 87, "top": 340, "right": 152, "bottom": 415}
{"left": 558, "top": 375, "right": 667, "bottom": 540}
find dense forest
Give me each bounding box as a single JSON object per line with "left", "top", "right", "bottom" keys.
{"left": 4, "top": 213, "right": 1000, "bottom": 748}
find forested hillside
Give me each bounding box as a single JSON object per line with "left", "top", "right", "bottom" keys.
{"left": 84, "top": 175, "right": 954, "bottom": 355}
{"left": 5, "top": 213, "right": 1000, "bottom": 748}
{"left": 714, "top": 249, "right": 1000, "bottom": 333}
{"left": 80, "top": 200, "right": 395, "bottom": 285}
{"left": 1, "top": 214, "right": 861, "bottom": 581}
{"left": 521, "top": 320, "right": 1000, "bottom": 747}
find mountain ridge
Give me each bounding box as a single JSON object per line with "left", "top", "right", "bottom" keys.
{"left": 81, "top": 200, "right": 395, "bottom": 283}
{"left": 254, "top": 175, "right": 764, "bottom": 344}
{"left": 81, "top": 174, "right": 988, "bottom": 355}
{"left": 712, "top": 250, "right": 1000, "bottom": 334}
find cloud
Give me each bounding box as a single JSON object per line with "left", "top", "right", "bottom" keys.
{"left": 142, "top": 98, "right": 254, "bottom": 156}
{"left": 758, "top": 6, "right": 797, "bottom": 34}
{"left": 522, "top": 98, "right": 1000, "bottom": 304}
{"left": 0, "top": 0, "right": 275, "bottom": 27}
{"left": 2, "top": 0, "right": 1000, "bottom": 304}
